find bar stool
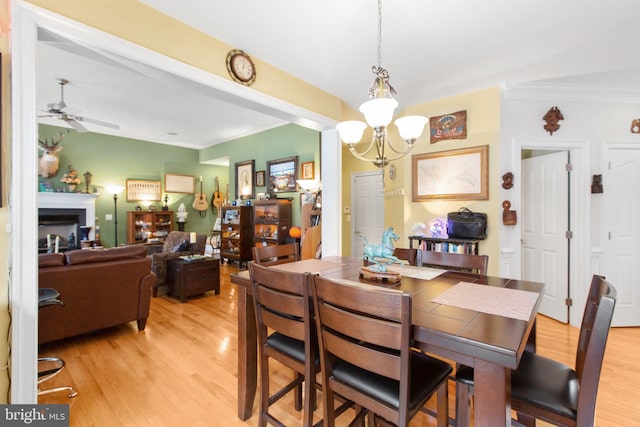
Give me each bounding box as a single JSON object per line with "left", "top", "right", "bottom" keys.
{"left": 38, "top": 288, "right": 78, "bottom": 398}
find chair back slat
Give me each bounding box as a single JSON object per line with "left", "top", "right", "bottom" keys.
{"left": 252, "top": 243, "right": 299, "bottom": 266}
{"left": 416, "top": 250, "right": 488, "bottom": 275}
{"left": 393, "top": 248, "right": 418, "bottom": 266}
{"left": 575, "top": 275, "right": 616, "bottom": 424}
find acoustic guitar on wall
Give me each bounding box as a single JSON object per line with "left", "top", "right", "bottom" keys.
{"left": 212, "top": 177, "right": 223, "bottom": 213}
{"left": 193, "top": 176, "right": 209, "bottom": 214}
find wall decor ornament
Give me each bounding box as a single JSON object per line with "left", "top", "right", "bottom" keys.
{"left": 429, "top": 110, "right": 467, "bottom": 143}
{"left": 502, "top": 172, "right": 514, "bottom": 189}
{"left": 502, "top": 200, "right": 517, "bottom": 225}
{"left": 591, "top": 174, "right": 603, "bottom": 194}
{"left": 543, "top": 106, "right": 564, "bottom": 135}
{"left": 631, "top": 119, "right": 640, "bottom": 134}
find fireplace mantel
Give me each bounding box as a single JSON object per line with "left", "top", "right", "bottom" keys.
{"left": 38, "top": 192, "right": 99, "bottom": 240}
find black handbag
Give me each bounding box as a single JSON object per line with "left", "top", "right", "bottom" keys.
{"left": 447, "top": 207, "right": 488, "bottom": 239}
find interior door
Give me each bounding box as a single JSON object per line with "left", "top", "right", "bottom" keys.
{"left": 522, "top": 151, "right": 569, "bottom": 322}
{"left": 351, "top": 172, "right": 384, "bottom": 258}
{"left": 603, "top": 147, "right": 640, "bottom": 326}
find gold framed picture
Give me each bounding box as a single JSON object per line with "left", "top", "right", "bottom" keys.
{"left": 126, "top": 179, "right": 161, "bottom": 202}
{"left": 301, "top": 161, "right": 315, "bottom": 180}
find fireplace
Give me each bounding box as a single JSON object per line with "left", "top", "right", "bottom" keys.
{"left": 37, "top": 193, "right": 99, "bottom": 252}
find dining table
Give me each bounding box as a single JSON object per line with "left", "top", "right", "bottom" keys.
{"left": 230, "top": 256, "right": 544, "bottom": 427}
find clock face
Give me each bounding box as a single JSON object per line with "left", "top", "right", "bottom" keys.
{"left": 226, "top": 50, "right": 256, "bottom": 85}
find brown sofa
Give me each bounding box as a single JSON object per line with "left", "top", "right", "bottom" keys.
{"left": 38, "top": 245, "right": 157, "bottom": 344}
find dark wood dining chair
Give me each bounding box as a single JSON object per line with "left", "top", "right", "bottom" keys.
{"left": 416, "top": 250, "right": 488, "bottom": 275}
{"left": 311, "top": 275, "right": 453, "bottom": 427}
{"left": 393, "top": 247, "right": 418, "bottom": 266}
{"left": 455, "top": 275, "right": 617, "bottom": 427}
{"left": 252, "top": 243, "right": 299, "bottom": 266}
{"left": 248, "top": 261, "right": 318, "bottom": 427}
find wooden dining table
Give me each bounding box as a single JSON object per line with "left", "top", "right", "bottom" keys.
{"left": 230, "top": 256, "right": 544, "bottom": 426}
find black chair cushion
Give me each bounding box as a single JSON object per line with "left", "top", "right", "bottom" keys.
{"left": 267, "top": 332, "right": 319, "bottom": 366}
{"left": 511, "top": 351, "right": 578, "bottom": 421}
{"left": 332, "top": 350, "right": 452, "bottom": 412}
{"left": 456, "top": 352, "right": 578, "bottom": 420}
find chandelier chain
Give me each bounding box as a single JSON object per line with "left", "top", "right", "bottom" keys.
{"left": 377, "top": 0, "right": 383, "bottom": 69}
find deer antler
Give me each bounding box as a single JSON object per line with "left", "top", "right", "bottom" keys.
{"left": 38, "top": 132, "right": 64, "bottom": 149}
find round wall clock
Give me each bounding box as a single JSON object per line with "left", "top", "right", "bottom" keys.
{"left": 226, "top": 49, "right": 256, "bottom": 86}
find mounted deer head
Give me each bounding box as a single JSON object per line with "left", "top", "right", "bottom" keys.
{"left": 38, "top": 133, "right": 64, "bottom": 178}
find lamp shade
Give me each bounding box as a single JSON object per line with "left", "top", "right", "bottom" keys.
{"left": 394, "top": 115, "right": 428, "bottom": 140}
{"left": 336, "top": 120, "right": 367, "bottom": 144}
{"left": 105, "top": 185, "right": 125, "bottom": 195}
{"left": 359, "top": 97, "right": 398, "bottom": 128}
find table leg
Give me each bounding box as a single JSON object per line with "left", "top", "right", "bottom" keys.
{"left": 473, "top": 360, "right": 511, "bottom": 427}
{"left": 237, "top": 287, "right": 257, "bottom": 420}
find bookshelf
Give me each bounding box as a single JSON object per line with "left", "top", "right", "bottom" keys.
{"left": 408, "top": 236, "right": 479, "bottom": 255}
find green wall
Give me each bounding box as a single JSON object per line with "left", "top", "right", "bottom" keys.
{"left": 38, "top": 123, "right": 320, "bottom": 247}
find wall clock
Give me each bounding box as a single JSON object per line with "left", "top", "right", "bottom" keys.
{"left": 226, "top": 49, "right": 256, "bottom": 86}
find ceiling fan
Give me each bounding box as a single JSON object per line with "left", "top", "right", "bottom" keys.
{"left": 40, "top": 78, "right": 120, "bottom": 133}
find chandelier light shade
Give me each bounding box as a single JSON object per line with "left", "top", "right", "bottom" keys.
{"left": 336, "top": 0, "right": 427, "bottom": 175}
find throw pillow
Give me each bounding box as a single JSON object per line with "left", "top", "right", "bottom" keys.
{"left": 171, "top": 239, "right": 190, "bottom": 253}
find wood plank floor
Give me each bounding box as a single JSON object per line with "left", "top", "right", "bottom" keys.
{"left": 38, "top": 263, "right": 640, "bottom": 426}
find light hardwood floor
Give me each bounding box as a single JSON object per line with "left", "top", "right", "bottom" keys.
{"left": 38, "top": 263, "right": 639, "bottom": 426}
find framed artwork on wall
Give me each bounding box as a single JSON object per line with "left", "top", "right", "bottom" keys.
{"left": 412, "top": 145, "right": 489, "bottom": 201}
{"left": 126, "top": 179, "right": 162, "bottom": 202}
{"left": 255, "top": 170, "right": 266, "bottom": 187}
{"left": 165, "top": 173, "right": 195, "bottom": 193}
{"left": 267, "top": 156, "right": 298, "bottom": 193}
{"left": 235, "top": 160, "right": 255, "bottom": 199}
{"left": 301, "top": 161, "right": 315, "bottom": 180}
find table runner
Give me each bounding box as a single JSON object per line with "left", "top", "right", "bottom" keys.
{"left": 386, "top": 265, "right": 446, "bottom": 281}
{"left": 271, "top": 259, "right": 345, "bottom": 274}
{"left": 432, "top": 281, "right": 539, "bottom": 321}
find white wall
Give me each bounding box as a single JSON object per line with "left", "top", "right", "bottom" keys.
{"left": 500, "top": 82, "right": 640, "bottom": 325}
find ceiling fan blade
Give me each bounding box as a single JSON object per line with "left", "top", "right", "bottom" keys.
{"left": 64, "top": 117, "right": 89, "bottom": 133}
{"left": 74, "top": 115, "right": 120, "bottom": 130}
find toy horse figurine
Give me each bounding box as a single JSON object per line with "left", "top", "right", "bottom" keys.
{"left": 362, "top": 226, "right": 403, "bottom": 272}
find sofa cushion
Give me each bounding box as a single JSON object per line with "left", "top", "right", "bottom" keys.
{"left": 171, "top": 239, "right": 190, "bottom": 253}
{"left": 65, "top": 245, "right": 147, "bottom": 265}
{"left": 39, "top": 253, "right": 66, "bottom": 267}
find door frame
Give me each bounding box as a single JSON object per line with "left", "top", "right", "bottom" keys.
{"left": 510, "top": 138, "right": 591, "bottom": 326}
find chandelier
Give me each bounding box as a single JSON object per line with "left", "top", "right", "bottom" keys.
{"left": 336, "top": 0, "right": 427, "bottom": 175}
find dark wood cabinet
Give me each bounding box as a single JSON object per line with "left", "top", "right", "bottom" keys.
{"left": 253, "top": 200, "right": 292, "bottom": 248}
{"left": 220, "top": 205, "right": 253, "bottom": 266}
{"left": 167, "top": 257, "right": 220, "bottom": 302}
{"left": 126, "top": 211, "right": 173, "bottom": 244}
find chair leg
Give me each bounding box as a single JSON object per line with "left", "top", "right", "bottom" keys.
{"left": 455, "top": 382, "right": 472, "bottom": 427}
{"left": 436, "top": 381, "right": 449, "bottom": 427}
{"left": 38, "top": 357, "right": 78, "bottom": 398}
{"left": 294, "top": 372, "right": 303, "bottom": 411}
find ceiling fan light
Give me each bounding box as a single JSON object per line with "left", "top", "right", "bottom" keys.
{"left": 336, "top": 120, "right": 367, "bottom": 144}
{"left": 394, "top": 115, "right": 428, "bottom": 141}
{"left": 359, "top": 98, "right": 398, "bottom": 128}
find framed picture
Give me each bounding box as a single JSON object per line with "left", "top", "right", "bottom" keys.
{"left": 267, "top": 156, "right": 298, "bottom": 193}
{"left": 235, "top": 160, "right": 255, "bottom": 199}
{"left": 430, "top": 110, "right": 467, "bottom": 144}
{"left": 165, "top": 173, "right": 195, "bottom": 193}
{"left": 126, "top": 179, "right": 162, "bottom": 202}
{"left": 255, "top": 170, "right": 266, "bottom": 187}
{"left": 412, "top": 145, "right": 489, "bottom": 201}
{"left": 301, "top": 161, "right": 315, "bottom": 180}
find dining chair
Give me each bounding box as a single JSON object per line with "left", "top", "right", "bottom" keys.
{"left": 252, "top": 243, "right": 299, "bottom": 266}
{"left": 248, "top": 261, "right": 319, "bottom": 427}
{"left": 416, "top": 250, "right": 488, "bottom": 275}
{"left": 455, "top": 274, "right": 617, "bottom": 427}
{"left": 393, "top": 247, "right": 418, "bottom": 266}
{"left": 311, "top": 275, "right": 453, "bottom": 427}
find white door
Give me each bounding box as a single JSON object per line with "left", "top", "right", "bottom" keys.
{"left": 351, "top": 172, "right": 385, "bottom": 258}
{"left": 522, "top": 151, "right": 569, "bottom": 322}
{"left": 603, "top": 147, "right": 640, "bottom": 326}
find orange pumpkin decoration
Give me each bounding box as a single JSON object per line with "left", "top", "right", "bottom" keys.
{"left": 289, "top": 226, "right": 301, "bottom": 239}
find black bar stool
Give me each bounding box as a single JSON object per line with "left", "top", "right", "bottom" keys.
{"left": 38, "top": 288, "right": 78, "bottom": 398}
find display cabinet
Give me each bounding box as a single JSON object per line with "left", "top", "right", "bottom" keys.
{"left": 126, "top": 211, "right": 173, "bottom": 244}
{"left": 220, "top": 205, "right": 253, "bottom": 266}
{"left": 253, "top": 199, "right": 292, "bottom": 248}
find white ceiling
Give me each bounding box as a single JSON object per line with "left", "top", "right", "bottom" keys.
{"left": 36, "top": 0, "right": 640, "bottom": 152}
